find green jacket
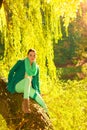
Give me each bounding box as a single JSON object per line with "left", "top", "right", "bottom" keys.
{"left": 7, "top": 59, "right": 40, "bottom": 94}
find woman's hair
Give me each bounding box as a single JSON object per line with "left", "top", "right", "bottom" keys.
{"left": 27, "top": 48, "right": 36, "bottom": 55}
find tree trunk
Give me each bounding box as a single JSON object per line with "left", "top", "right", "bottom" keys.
{"left": 0, "top": 78, "right": 53, "bottom": 130}
{"left": 0, "top": 0, "right": 3, "bottom": 8}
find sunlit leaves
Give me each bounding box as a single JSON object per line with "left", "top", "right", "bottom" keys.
{"left": 46, "top": 78, "right": 87, "bottom": 130}
{"left": 0, "top": 0, "right": 83, "bottom": 78}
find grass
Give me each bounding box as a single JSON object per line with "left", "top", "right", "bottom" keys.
{"left": 42, "top": 77, "right": 87, "bottom": 130}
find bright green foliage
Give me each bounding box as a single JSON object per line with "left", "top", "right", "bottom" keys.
{"left": 0, "top": 0, "right": 82, "bottom": 79}
{"left": 43, "top": 78, "right": 87, "bottom": 130}
{"left": 0, "top": 114, "right": 9, "bottom": 130}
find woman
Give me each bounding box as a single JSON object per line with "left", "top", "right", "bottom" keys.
{"left": 7, "top": 49, "right": 48, "bottom": 114}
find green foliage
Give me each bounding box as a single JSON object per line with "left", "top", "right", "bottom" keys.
{"left": 43, "top": 78, "right": 87, "bottom": 130}
{"left": 54, "top": 41, "right": 77, "bottom": 65}
{"left": 0, "top": 114, "right": 9, "bottom": 130}
{"left": 82, "top": 63, "right": 87, "bottom": 75}
{"left": 53, "top": 22, "right": 81, "bottom": 66}
{"left": 53, "top": 3, "right": 87, "bottom": 67}
{"left": 57, "top": 66, "right": 81, "bottom": 80}
{"left": 0, "top": 0, "right": 82, "bottom": 79}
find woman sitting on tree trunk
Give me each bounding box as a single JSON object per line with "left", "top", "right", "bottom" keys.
{"left": 7, "top": 49, "right": 48, "bottom": 114}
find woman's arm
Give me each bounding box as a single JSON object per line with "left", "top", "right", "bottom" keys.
{"left": 8, "top": 60, "right": 21, "bottom": 83}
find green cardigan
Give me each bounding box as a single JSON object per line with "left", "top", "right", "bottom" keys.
{"left": 7, "top": 59, "right": 40, "bottom": 94}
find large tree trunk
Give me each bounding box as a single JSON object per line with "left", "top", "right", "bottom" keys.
{"left": 0, "top": 0, "right": 3, "bottom": 8}
{"left": 0, "top": 78, "right": 53, "bottom": 130}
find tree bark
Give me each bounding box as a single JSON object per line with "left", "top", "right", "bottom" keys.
{"left": 0, "top": 78, "right": 53, "bottom": 130}
{"left": 0, "top": 0, "right": 3, "bottom": 8}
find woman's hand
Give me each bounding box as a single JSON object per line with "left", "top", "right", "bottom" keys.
{"left": 28, "top": 76, "right": 32, "bottom": 81}
{"left": 25, "top": 73, "right": 32, "bottom": 82}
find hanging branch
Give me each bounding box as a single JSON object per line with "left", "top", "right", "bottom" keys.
{"left": 0, "top": 0, "right": 4, "bottom": 8}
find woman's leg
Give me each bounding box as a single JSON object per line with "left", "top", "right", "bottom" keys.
{"left": 15, "top": 78, "right": 48, "bottom": 113}
{"left": 15, "top": 78, "right": 31, "bottom": 98}
{"left": 15, "top": 78, "right": 31, "bottom": 113}
{"left": 29, "top": 87, "right": 48, "bottom": 113}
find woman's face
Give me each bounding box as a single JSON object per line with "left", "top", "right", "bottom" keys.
{"left": 27, "top": 51, "right": 36, "bottom": 63}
